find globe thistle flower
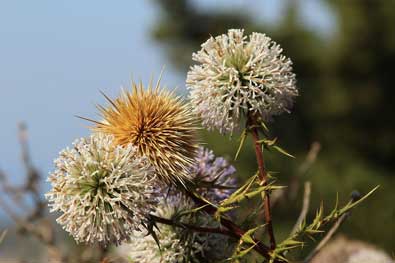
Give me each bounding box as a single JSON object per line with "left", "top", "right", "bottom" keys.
{"left": 192, "top": 147, "right": 237, "bottom": 203}
{"left": 92, "top": 80, "right": 199, "bottom": 185}
{"left": 45, "top": 133, "right": 158, "bottom": 245}
{"left": 187, "top": 29, "right": 298, "bottom": 134}
{"left": 118, "top": 196, "right": 201, "bottom": 263}
{"left": 117, "top": 195, "right": 233, "bottom": 263}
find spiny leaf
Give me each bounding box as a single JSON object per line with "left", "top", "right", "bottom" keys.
{"left": 220, "top": 173, "right": 258, "bottom": 207}
{"left": 309, "top": 201, "right": 324, "bottom": 230}
{"left": 176, "top": 204, "right": 210, "bottom": 218}
{"left": 272, "top": 145, "right": 295, "bottom": 158}
{"left": 240, "top": 225, "right": 266, "bottom": 245}
{"left": 216, "top": 205, "right": 239, "bottom": 214}
{"left": 229, "top": 244, "right": 256, "bottom": 260}
{"left": 278, "top": 238, "right": 304, "bottom": 249}
{"left": 234, "top": 128, "right": 247, "bottom": 160}
{"left": 266, "top": 171, "right": 279, "bottom": 179}
{"left": 260, "top": 121, "right": 269, "bottom": 133}
{"left": 191, "top": 191, "right": 217, "bottom": 208}
{"left": 270, "top": 253, "right": 289, "bottom": 263}
{"left": 257, "top": 137, "right": 277, "bottom": 147}
{"left": 245, "top": 185, "right": 286, "bottom": 199}
{"left": 221, "top": 183, "right": 284, "bottom": 207}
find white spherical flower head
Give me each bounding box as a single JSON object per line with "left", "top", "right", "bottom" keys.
{"left": 117, "top": 195, "right": 234, "bottom": 263}
{"left": 118, "top": 197, "right": 195, "bottom": 263}
{"left": 187, "top": 28, "right": 298, "bottom": 134}
{"left": 45, "top": 133, "right": 158, "bottom": 245}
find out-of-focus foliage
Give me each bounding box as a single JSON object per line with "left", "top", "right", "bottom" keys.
{"left": 151, "top": 0, "right": 395, "bottom": 252}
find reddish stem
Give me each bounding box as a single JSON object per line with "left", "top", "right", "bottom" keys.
{"left": 150, "top": 214, "right": 233, "bottom": 235}
{"left": 250, "top": 122, "right": 276, "bottom": 249}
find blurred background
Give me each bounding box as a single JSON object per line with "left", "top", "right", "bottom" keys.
{"left": 0, "top": 0, "right": 394, "bottom": 261}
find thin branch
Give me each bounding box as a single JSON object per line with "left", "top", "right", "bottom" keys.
{"left": 291, "top": 181, "right": 311, "bottom": 235}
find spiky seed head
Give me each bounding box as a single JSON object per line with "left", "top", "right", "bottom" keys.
{"left": 187, "top": 29, "right": 298, "bottom": 134}
{"left": 92, "top": 80, "right": 199, "bottom": 185}
{"left": 45, "top": 133, "right": 158, "bottom": 245}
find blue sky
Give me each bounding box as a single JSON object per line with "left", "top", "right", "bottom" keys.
{"left": 0, "top": 0, "right": 333, "bottom": 189}
{"left": 0, "top": 1, "right": 180, "bottom": 185}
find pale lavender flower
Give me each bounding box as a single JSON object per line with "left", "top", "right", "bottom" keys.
{"left": 187, "top": 29, "right": 298, "bottom": 134}
{"left": 192, "top": 147, "right": 237, "bottom": 203}
{"left": 45, "top": 133, "right": 158, "bottom": 245}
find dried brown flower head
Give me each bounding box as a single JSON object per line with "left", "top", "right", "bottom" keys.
{"left": 90, "top": 80, "right": 198, "bottom": 185}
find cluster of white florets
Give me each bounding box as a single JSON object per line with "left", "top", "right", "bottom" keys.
{"left": 46, "top": 133, "right": 158, "bottom": 245}
{"left": 118, "top": 195, "right": 233, "bottom": 263}
{"left": 187, "top": 29, "right": 297, "bottom": 134}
